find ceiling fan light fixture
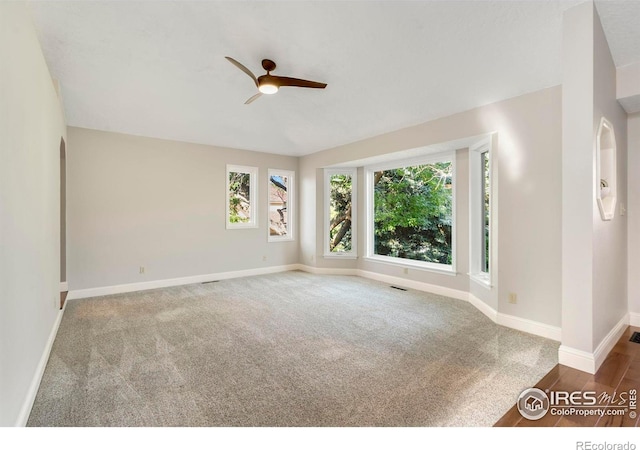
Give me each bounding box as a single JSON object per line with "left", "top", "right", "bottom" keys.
{"left": 259, "top": 83, "right": 278, "bottom": 95}
{"left": 225, "top": 56, "right": 326, "bottom": 104}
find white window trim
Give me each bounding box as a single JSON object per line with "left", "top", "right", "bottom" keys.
{"left": 469, "top": 135, "right": 494, "bottom": 289}
{"left": 267, "top": 169, "right": 294, "bottom": 242}
{"left": 363, "top": 255, "right": 457, "bottom": 276}
{"left": 365, "top": 151, "right": 456, "bottom": 274}
{"left": 469, "top": 271, "right": 492, "bottom": 288}
{"left": 226, "top": 164, "right": 258, "bottom": 229}
{"left": 324, "top": 168, "right": 357, "bottom": 258}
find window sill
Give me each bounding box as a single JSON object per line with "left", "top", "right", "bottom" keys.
{"left": 363, "top": 255, "right": 457, "bottom": 276}
{"left": 226, "top": 224, "right": 258, "bottom": 230}
{"left": 469, "top": 273, "right": 492, "bottom": 289}
{"left": 323, "top": 254, "right": 358, "bottom": 260}
{"left": 268, "top": 236, "right": 294, "bottom": 243}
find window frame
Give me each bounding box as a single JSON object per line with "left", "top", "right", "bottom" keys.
{"left": 480, "top": 150, "right": 490, "bottom": 274}
{"left": 324, "top": 168, "right": 358, "bottom": 259}
{"left": 364, "top": 152, "right": 456, "bottom": 274}
{"left": 226, "top": 164, "right": 258, "bottom": 230}
{"left": 267, "top": 168, "right": 295, "bottom": 242}
{"left": 469, "top": 137, "right": 493, "bottom": 287}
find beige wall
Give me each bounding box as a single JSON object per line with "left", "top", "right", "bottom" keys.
{"left": 61, "top": 139, "right": 67, "bottom": 282}
{"left": 0, "top": 1, "right": 67, "bottom": 426}
{"left": 67, "top": 127, "right": 298, "bottom": 291}
{"left": 562, "top": 1, "right": 596, "bottom": 353}
{"left": 561, "top": 2, "right": 629, "bottom": 361}
{"left": 592, "top": 6, "right": 628, "bottom": 349}
{"left": 628, "top": 113, "right": 640, "bottom": 321}
{"left": 300, "top": 86, "right": 563, "bottom": 327}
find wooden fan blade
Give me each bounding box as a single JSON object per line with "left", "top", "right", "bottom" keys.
{"left": 225, "top": 56, "right": 258, "bottom": 87}
{"left": 244, "top": 92, "right": 263, "bottom": 104}
{"left": 273, "top": 76, "right": 327, "bottom": 89}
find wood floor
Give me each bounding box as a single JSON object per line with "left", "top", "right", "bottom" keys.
{"left": 495, "top": 326, "right": 640, "bottom": 427}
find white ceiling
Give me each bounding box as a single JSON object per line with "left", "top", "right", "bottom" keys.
{"left": 595, "top": 0, "right": 640, "bottom": 67}
{"left": 28, "top": 1, "right": 638, "bottom": 157}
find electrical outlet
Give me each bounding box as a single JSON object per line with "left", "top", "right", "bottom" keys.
{"left": 139, "top": 266, "right": 145, "bottom": 274}
{"left": 403, "top": 268, "right": 409, "bottom": 275}
{"left": 262, "top": 255, "right": 267, "bottom": 261}
{"left": 508, "top": 293, "right": 517, "bottom": 304}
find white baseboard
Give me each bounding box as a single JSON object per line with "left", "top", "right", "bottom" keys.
{"left": 559, "top": 313, "right": 629, "bottom": 374}
{"left": 497, "top": 312, "right": 562, "bottom": 341}
{"left": 67, "top": 264, "right": 299, "bottom": 300}
{"left": 354, "top": 271, "right": 559, "bottom": 341}
{"left": 67, "top": 263, "right": 569, "bottom": 345}
{"left": 321, "top": 268, "right": 558, "bottom": 341}
{"left": 15, "top": 302, "right": 66, "bottom": 426}
{"left": 357, "top": 269, "right": 469, "bottom": 302}
{"left": 629, "top": 312, "right": 640, "bottom": 327}
{"left": 593, "top": 313, "right": 629, "bottom": 371}
{"left": 59, "top": 281, "right": 68, "bottom": 292}
{"left": 467, "top": 294, "right": 560, "bottom": 341}
{"left": 558, "top": 345, "right": 596, "bottom": 374}
{"left": 296, "top": 264, "right": 358, "bottom": 276}
{"left": 468, "top": 293, "right": 498, "bottom": 322}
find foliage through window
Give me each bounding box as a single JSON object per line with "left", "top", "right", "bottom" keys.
{"left": 226, "top": 165, "right": 257, "bottom": 229}
{"left": 325, "top": 169, "right": 357, "bottom": 256}
{"left": 370, "top": 158, "right": 454, "bottom": 267}
{"left": 268, "top": 169, "right": 294, "bottom": 241}
{"left": 481, "top": 151, "right": 490, "bottom": 273}
{"left": 469, "top": 137, "right": 492, "bottom": 283}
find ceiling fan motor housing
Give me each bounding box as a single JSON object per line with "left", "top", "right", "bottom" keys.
{"left": 262, "top": 59, "right": 277, "bottom": 72}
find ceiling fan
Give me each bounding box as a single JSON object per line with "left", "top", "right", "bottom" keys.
{"left": 225, "top": 57, "right": 327, "bottom": 104}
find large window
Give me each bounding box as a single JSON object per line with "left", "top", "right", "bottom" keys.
{"left": 226, "top": 165, "right": 257, "bottom": 229}
{"left": 366, "top": 154, "right": 455, "bottom": 271}
{"left": 268, "top": 169, "right": 294, "bottom": 242}
{"left": 469, "top": 137, "right": 493, "bottom": 284}
{"left": 324, "top": 168, "right": 357, "bottom": 257}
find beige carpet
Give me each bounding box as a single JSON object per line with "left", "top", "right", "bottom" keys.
{"left": 27, "top": 271, "right": 558, "bottom": 427}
